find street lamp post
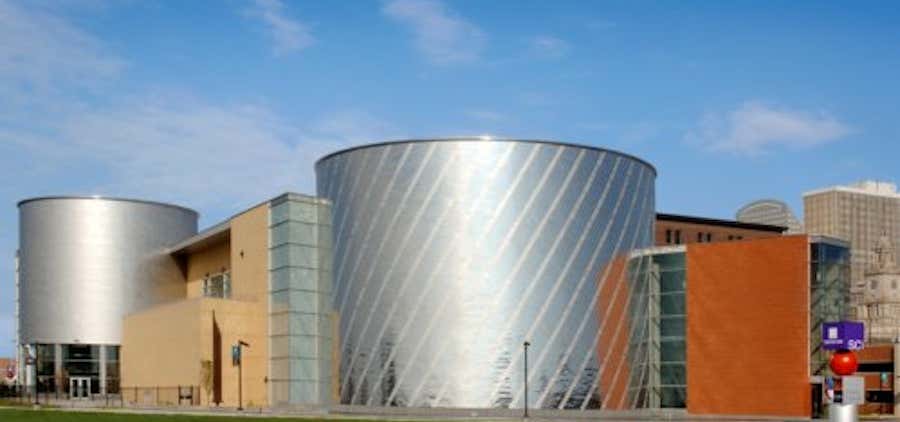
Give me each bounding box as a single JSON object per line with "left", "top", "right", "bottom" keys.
{"left": 33, "top": 344, "right": 38, "bottom": 406}
{"left": 523, "top": 341, "right": 530, "bottom": 418}
{"left": 234, "top": 340, "right": 250, "bottom": 411}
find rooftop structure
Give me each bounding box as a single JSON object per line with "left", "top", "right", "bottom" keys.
{"left": 736, "top": 199, "right": 804, "bottom": 233}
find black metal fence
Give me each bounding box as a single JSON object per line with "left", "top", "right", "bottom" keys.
{"left": 0, "top": 382, "right": 203, "bottom": 408}
{"left": 121, "top": 386, "right": 202, "bottom": 407}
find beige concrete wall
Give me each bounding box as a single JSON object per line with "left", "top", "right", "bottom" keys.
{"left": 121, "top": 298, "right": 268, "bottom": 408}
{"left": 209, "top": 298, "right": 268, "bottom": 408}
{"left": 185, "top": 240, "right": 231, "bottom": 299}
{"left": 225, "top": 203, "right": 269, "bottom": 407}
{"left": 230, "top": 204, "right": 269, "bottom": 301}
{"left": 121, "top": 201, "right": 272, "bottom": 408}
{"left": 121, "top": 299, "right": 209, "bottom": 389}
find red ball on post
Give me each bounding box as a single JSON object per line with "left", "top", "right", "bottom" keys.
{"left": 829, "top": 349, "right": 858, "bottom": 376}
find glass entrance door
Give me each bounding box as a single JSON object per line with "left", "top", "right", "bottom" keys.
{"left": 69, "top": 377, "right": 91, "bottom": 400}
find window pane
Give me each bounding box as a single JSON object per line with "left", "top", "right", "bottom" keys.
{"left": 659, "top": 271, "right": 685, "bottom": 293}
{"left": 660, "top": 293, "right": 685, "bottom": 315}
{"left": 660, "top": 317, "right": 685, "bottom": 338}
{"left": 660, "top": 386, "right": 686, "bottom": 408}
{"left": 660, "top": 363, "right": 686, "bottom": 386}
{"left": 660, "top": 340, "right": 685, "bottom": 363}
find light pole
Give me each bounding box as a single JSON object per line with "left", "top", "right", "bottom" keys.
{"left": 523, "top": 341, "right": 530, "bottom": 418}
{"left": 234, "top": 340, "right": 250, "bottom": 411}
{"left": 33, "top": 344, "right": 39, "bottom": 406}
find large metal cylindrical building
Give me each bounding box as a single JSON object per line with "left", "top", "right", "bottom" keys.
{"left": 17, "top": 196, "right": 197, "bottom": 395}
{"left": 315, "top": 138, "right": 656, "bottom": 410}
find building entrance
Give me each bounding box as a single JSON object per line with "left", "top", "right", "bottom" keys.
{"left": 70, "top": 377, "right": 91, "bottom": 400}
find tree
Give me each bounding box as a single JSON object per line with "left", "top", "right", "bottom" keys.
{"left": 200, "top": 360, "right": 213, "bottom": 406}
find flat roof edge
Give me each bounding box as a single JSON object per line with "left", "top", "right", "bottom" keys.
{"left": 17, "top": 195, "right": 198, "bottom": 216}
{"left": 166, "top": 222, "right": 230, "bottom": 255}
{"left": 657, "top": 212, "right": 787, "bottom": 233}
{"left": 315, "top": 137, "right": 657, "bottom": 176}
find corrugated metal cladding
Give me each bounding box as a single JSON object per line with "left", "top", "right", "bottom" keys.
{"left": 18, "top": 197, "right": 197, "bottom": 345}
{"left": 315, "top": 138, "right": 656, "bottom": 409}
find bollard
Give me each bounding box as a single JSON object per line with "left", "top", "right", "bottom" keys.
{"left": 829, "top": 403, "right": 858, "bottom": 422}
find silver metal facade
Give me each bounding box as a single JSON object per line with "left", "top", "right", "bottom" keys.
{"left": 18, "top": 197, "right": 198, "bottom": 345}
{"left": 315, "top": 138, "right": 656, "bottom": 409}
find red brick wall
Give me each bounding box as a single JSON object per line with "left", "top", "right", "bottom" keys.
{"left": 686, "top": 235, "right": 811, "bottom": 417}
{"left": 595, "top": 254, "right": 632, "bottom": 409}
{"left": 656, "top": 220, "right": 781, "bottom": 246}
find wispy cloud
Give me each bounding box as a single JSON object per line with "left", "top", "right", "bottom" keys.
{"left": 246, "top": 0, "right": 314, "bottom": 56}
{"left": 0, "top": 2, "right": 388, "bottom": 212}
{"left": 8, "top": 99, "right": 396, "bottom": 211}
{"left": 530, "top": 35, "right": 570, "bottom": 59}
{"left": 383, "top": 0, "right": 485, "bottom": 65}
{"left": 686, "top": 101, "right": 850, "bottom": 155}
{"left": 0, "top": 0, "right": 124, "bottom": 108}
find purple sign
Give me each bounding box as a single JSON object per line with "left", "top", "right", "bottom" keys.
{"left": 822, "top": 321, "right": 865, "bottom": 350}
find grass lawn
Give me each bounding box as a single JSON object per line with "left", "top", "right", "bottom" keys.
{"left": 0, "top": 408, "right": 409, "bottom": 422}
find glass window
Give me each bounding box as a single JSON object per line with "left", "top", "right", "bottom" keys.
{"left": 660, "top": 340, "right": 686, "bottom": 363}
{"left": 665, "top": 229, "right": 672, "bottom": 244}
{"left": 697, "top": 232, "right": 703, "bottom": 243}
{"left": 660, "top": 293, "right": 685, "bottom": 315}
{"left": 62, "top": 344, "right": 100, "bottom": 378}
{"left": 706, "top": 233, "right": 712, "bottom": 242}
{"left": 674, "top": 230, "right": 681, "bottom": 244}
{"left": 660, "top": 317, "right": 685, "bottom": 338}
{"left": 659, "top": 271, "right": 685, "bottom": 293}
{"left": 35, "top": 344, "right": 55, "bottom": 376}
{"left": 660, "top": 363, "right": 686, "bottom": 386}
{"left": 203, "top": 272, "right": 231, "bottom": 298}
{"left": 660, "top": 386, "right": 686, "bottom": 408}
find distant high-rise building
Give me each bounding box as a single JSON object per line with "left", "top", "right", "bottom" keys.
{"left": 736, "top": 199, "right": 804, "bottom": 233}
{"left": 804, "top": 180, "right": 900, "bottom": 318}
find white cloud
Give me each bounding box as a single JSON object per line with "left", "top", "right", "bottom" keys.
{"left": 383, "top": 0, "right": 485, "bottom": 65}
{"left": 8, "top": 99, "right": 396, "bottom": 211}
{"left": 686, "top": 101, "right": 850, "bottom": 155}
{"left": 530, "top": 35, "right": 570, "bottom": 59}
{"left": 0, "top": 0, "right": 123, "bottom": 110}
{"left": 246, "top": 0, "right": 314, "bottom": 56}
{"left": 0, "top": 2, "right": 394, "bottom": 214}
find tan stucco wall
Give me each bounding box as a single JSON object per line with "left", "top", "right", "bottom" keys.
{"left": 121, "top": 299, "right": 208, "bottom": 388}
{"left": 121, "top": 201, "right": 271, "bottom": 407}
{"left": 121, "top": 298, "right": 267, "bottom": 407}
{"left": 185, "top": 240, "right": 231, "bottom": 299}
{"left": 230, "top": 204, "right": 269, "bottom": 302}
{"left": 211, "top": 298, "right": 268, "bottom": 408}
{"left": 226, "top": 203, "right": 269, "bottom": 407}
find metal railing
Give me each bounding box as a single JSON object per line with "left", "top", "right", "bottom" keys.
{"left": 1, "top": 381, "right": 203, "bottom": 408}
{"left": 121, "top": 386, "right": 202, "bottom": 407}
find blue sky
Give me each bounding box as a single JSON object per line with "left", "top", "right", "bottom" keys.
{"left": 1, "top": 0, "right": 899, "bottom": 356}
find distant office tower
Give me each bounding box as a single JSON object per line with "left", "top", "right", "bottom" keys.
{"left": 804, "top": 181, "right": 900, "bottom": 318}
{"left": 736, "top": 199, "right": 803, "bottom": 234}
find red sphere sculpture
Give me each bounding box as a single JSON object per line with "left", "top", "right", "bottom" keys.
{"left": 829, "top": 349, "right": 858, "bottom": 376}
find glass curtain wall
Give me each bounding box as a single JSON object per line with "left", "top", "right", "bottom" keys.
{"left": 627, "top": 249, "right": 686, "bottom": 409}
{"left": 62, "top": 344, "right": 101, "bottom": 395}
{"left": 106, "top": 346, "right": 120, "bottom": 394}
{"left": 34, "top": 343, "right": 55, "bottom": 393}
{"left": 269, "top": 193, "right": 334, "bottom": 406}
{"left": 809, "top": 239, "right": 852, "bottom": 376}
